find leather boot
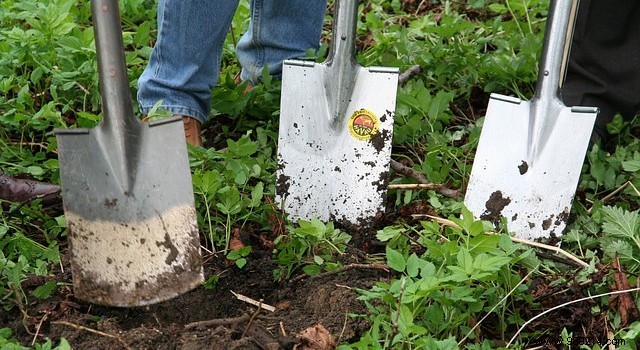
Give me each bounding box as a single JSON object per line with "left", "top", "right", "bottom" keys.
{"left": 181, "top": 115, "right": 203, "bottom": 147}
{"left": 0, "top": 174, "right": 61, "bottom": 205}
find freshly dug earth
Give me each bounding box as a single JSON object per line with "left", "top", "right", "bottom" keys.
{"left": 3, "top": 239, "right": 390, "bottom": 349}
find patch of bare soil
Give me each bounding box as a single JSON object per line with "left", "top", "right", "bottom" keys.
{"left": 2, "top": 236, "right": 390, "bottom": 349}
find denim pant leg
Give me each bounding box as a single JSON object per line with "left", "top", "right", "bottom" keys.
{"left": 137, "top": 0, "right": 239, "bottom": 124}
{"left": 237, "top": 0, "right": 328, "bottom": 84}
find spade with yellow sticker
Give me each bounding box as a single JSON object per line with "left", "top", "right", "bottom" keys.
{"left": 276, "top": 0, "right": 399, "bottom": 225}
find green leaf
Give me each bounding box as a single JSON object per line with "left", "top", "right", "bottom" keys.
{"left": 303, "top": 264, "right": 322, "bottom": 276}
{"left": 386, "top": 247, "right": 406, "bottom": 273}
{"left": 250, "top": 182, "right": 264, "bottom": 207}
{"left": 234, "top": 258, "right": 247, "bottom": 269}
{"left": 0, "top": 328, "right": 13, "bottom": 339}
{"left": 313, "top": 255, "right": 324, "bottom": 265}
{"left": 56, "top": 338, "right": 72, "bottom": 350}
{"left": 376, "top": 226, "right": 403, "bottom": 242}
{"left": 32, "top": 280, "right": 57, "bottom": 299}
{"left": 427, "top": 90, "right": 453, "bottom": 121}
{"left": 602, "top": 206, "right": 639, "bottom": 239}
{"left": 405, "top": 253, "right": 421, "bottom": 278}
{"left": 621, "top": 158, "right": 640, "bottom": 172}
{"left": 457, "top": 248, "right": 474, "bottom": 275}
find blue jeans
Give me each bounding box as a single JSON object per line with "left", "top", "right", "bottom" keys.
{"left": 137, "top": 0, "right": 327, "bottom": 124}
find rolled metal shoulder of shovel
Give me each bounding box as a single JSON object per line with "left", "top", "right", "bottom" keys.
{"left": 54, "top": 0, "right": 203, "bottom": 307}
{"left": 276, "top": 0, "right": 399, "bottom": 226}
{"left": 464, "top": 0, "right": 598, "bottom": 241}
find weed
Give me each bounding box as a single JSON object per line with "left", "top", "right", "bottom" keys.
{"left": 273, "top": 219, "right": 351, "bottom": 280}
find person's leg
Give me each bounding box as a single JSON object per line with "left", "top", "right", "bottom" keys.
{"left": 562, "top": 0, "right": 640, "bottom": 146}
{"left": 236, "top": 0, "right": 328, "bottom": 84}
{"left": 137, "top": 0, "right": 240, "bottom": 125}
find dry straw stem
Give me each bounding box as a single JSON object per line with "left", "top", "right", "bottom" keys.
{"left": 420, "top": 214, "right": 590, "bottom": 268}
{"left": 231, "top": 290, "right": 276, "bottom": 312}
{"left": 51, "top": 321, "right": 132, "bottom": 350}
{"left": 506, "top": 287, "right": 640, "bottom": 347}
{"left": 588, "top": 180, "right": 640, "bottom": 213}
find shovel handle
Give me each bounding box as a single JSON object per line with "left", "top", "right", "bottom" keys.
{"left": 534, "top": 0, "right": 579, "bottom": 102}
{"left": 91, "top": 0, "right": 138, "bottom": 130}
{"left": 323, "top": 0, "right": 360, "bottom": 123}
{"left": 326, "top": 0, "right": 359, "bottom": 65}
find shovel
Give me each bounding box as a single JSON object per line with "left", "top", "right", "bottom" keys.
{"left": 54, "top": 0, "right": 203, "bottom": 307}
{"left": 464, "top": 0, "right": 598, "bottom": 241}
{"left": 276, "top": 0, "right": 399, "bottom": 225}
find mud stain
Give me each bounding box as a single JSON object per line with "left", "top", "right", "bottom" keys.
{"left": 369, "top": 129, "right": 390, "bottom": 154}
{"left": 276, "top": 173, "right": 291, "bottom": 198}
{"left": 518, "top": 161, "right": 528, "bottom": 175}
{"left": 480, "top": 190, "right": 511, "bottom": 225}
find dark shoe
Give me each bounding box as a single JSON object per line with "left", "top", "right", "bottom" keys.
{"left": 0, "top": 174, "right": 61, "bottom": 205}
{"left": 180, "top": 115, "right": 203, "bottom": 147}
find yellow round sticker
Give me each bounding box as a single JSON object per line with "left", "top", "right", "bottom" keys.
{"left": 348, "top": 109, "right": 379, "bottom": 141}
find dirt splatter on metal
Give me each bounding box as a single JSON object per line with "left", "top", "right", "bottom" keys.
{"left": 518, "top": 161, "right": 528, "bottom": 175}
{"left": 276, "top": 173, "right": 291, "bottom": 198}
{"left": 103, "top": 198, "right": 117, "bottom": 207}
{"left": 480, "top": 190, "right": 511, "bottom": 225}
{"left": 542, "top": 216, "right": 553, "bottom": 230}
{"left": 369, "top": 129, "right": 390, "bottom": 154}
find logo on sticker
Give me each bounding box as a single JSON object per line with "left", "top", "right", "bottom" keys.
{"left": 348, "top": 109, "right": 379, "bottom": 141}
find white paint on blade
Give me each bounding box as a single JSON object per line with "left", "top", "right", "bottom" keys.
{"left": 65, "top": 204, "right": 198, "bottom": 292}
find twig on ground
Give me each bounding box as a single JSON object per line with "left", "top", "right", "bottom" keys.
{"left": 398, "top": 64, "right": 421, "bottom": 86}
{"left": 290, "top": 263, "right": 390, "bottom": 283}
{"left": 388, "top": 183, "right": 442, "bottom": 190}
{"left": 390, "top": 160, "right": 462, "bottom": 199}
{"left": 242, "top": 302, "right": 263, "bottom": 338}
{"left": 31, "top": 313, "right": 50, "bottom": 346}
{"left": 231, "top": 290, "right": 276, "bottom": 312}
{"left": 185, "top": 314, "right": 251, "bottom": 330}
{"left": 390, "top": 159, "right": 428, "bottom": 183}
{"left": 422, "top": 214, "right": 590, "bottom": 268}
{"left": 588, "top": 180, "right": 640, "bottom": 213}
{"left": 10, "top": 285, "right": 34, "bottom": 335}
{"left": 336, "top": 312, "right": 349, "bottom": 345}
{"left": 51, "top": 321, "right": 132, "bottom": 350}
{"left": 506, "top": 287, "right": 640, "bottom": 347}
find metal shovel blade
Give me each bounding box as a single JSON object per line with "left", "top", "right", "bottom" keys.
{"left": 277, "top": 62, "right": 398, "bottom": 224}
{"left": 464, "top": 0, "right": 597, "bottom": 241}
{"left": 276, "top": 0, "right": 399, "bottom": 224}
{"left": 464, "top": 95, "right": 597, "bottom": 240}
{"left": 54, "top": 0, "right": 203, "bottom": 307}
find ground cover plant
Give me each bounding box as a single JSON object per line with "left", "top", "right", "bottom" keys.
{"left": 1, "top": 0, "right": 639, "bottom": 349}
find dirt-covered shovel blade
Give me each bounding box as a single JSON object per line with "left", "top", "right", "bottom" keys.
{"left": 53, "top": 0, "right": 203, "bottom": 307}
{"left": 464, "top": 0, "right": 597, "bottom": 241}
{"left": 276, "top": 0, "right": 399, "bottom": 225}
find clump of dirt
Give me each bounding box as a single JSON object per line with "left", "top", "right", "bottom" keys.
{"left": 480, "top": 190, "right": 511, "bottom": 225}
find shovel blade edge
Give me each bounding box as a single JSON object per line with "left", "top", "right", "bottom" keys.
{"left": 55, "top": 119, "right": 203, "bottom": 306}
{"left": 464, "top": 94, "right": 597, "bottom": 241}
{"left": 276, "top": 61, "right": 398, "bottom": 225}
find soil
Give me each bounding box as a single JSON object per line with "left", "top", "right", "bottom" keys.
{"left": 1, "top": 209, "right": 392, "bottom": 349}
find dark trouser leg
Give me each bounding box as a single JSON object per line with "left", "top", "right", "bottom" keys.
{"left": 562, "top": 0, "right": 640, "bottom": 145}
